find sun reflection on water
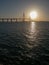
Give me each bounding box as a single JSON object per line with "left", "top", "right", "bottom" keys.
{"left": 26, "top": 22, "right": 39, "bottom": 49}
{"left": 25, "top": 22, "right": 36, "bottom": 39}
{"left": 30, "top": 22, "right": 36, "bottom": 34}
{"left": 26, "top": 22, "right": 37, "bottom": 48}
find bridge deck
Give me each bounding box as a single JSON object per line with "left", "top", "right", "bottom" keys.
{"left": 0, "top": 18, "right": 30, "bottom": 22}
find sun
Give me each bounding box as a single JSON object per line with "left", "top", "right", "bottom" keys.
{"left": 30, "top": 11, "right": 38, "bottom": 20}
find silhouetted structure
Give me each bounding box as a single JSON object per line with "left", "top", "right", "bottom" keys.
{"left": 0, "top": 13, "right": 31, "bottom": 22}
{"left": 23, "top": 12, "right": 25, "bottom": 21}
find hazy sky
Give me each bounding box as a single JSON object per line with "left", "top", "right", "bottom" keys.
{"left": 0, "top": 0, "right": 49, "bottom": 21}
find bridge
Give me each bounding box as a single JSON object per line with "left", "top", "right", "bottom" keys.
{"left": 0, "top": 18, "right": 31, "bottom": 22}
{"left": 0, "top": 13, "right": 31, "bottom": 22}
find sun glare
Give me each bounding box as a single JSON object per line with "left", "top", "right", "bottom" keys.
{"left": 30, "top": 11, "right": 38, "bottom": 20}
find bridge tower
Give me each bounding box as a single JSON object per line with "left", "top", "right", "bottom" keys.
{"left": 23, "top": 12, "right": 25, "bottom": 22}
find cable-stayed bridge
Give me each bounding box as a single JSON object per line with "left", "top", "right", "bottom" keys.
{"left": 0, "top": 13, "right": 31, "bottom": 22}
{"left": 0, "top": 17, "right": 31, "bottom": 22}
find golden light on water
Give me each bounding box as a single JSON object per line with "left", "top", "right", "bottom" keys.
{"left": 26, "top": 22, "right": 36, "bottom": 48}
{"left": 30, "top": 11, "right": 38, "bottom": 20}
{"left": 30, "top": 22, "right": 36, "bottom": 33}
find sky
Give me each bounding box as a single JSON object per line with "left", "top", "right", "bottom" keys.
{"left": 0, "top": 0, "right": 49, "bottom": 21}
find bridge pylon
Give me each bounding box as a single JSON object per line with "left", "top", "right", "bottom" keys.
{"left": 23, "top": 12, "right": 25, "bottom": 22}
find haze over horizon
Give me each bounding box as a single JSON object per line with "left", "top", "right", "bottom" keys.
{"left": 0, "top": 0, "right": 49, "bottom": 21}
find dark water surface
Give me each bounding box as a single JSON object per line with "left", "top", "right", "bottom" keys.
{"left": 0, "top": 22, "right": 49, "bottom": 65}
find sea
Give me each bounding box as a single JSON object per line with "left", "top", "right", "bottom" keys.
{"left": 0, "top": 21, "right": 49, "bottom": 65}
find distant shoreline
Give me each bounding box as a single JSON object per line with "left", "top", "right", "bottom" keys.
{"left": 0, "top": 21, "right": 49, "bottom": 23}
